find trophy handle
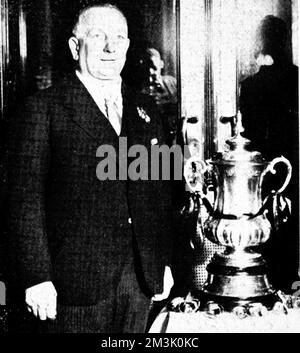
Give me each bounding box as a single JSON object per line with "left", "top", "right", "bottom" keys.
{"left": 183, "top": 156, "right": 208, "bottom": 196}
{"left": 264, "top": 156, "right": 292, "bottom": 194}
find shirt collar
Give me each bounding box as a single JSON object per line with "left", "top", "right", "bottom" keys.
{"left": 75, "top": 70, "right": 122, "bottom": 102}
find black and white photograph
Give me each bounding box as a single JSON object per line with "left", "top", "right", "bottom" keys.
{"left": 0, "top": 0, "right": 299, "bottom": 338}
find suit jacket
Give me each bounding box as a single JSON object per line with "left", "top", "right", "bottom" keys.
{"left": 7, "top": 73, "right": 173, "bottom": 306}
{"left": 240, "top": 63, "right": 298, "bottom": 161}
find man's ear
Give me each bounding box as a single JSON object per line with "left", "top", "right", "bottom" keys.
{"left": 160, "top": 59, "right": 164, "bottom": 70}
{"left": 68, "top": 37, "right": 79, "bottom": 61}
{"left": 264, "top": 54, "right": 274, "bottom": 66}
{"left": 124, "top": 38, "right": 130, "bottom": 53}
{"left": 256, "top": 53, "right": 274, "bottom": 67}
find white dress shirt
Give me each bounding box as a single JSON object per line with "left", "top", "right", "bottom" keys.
{"left": 76, "top": 70, "right": 123, "bottom": 135}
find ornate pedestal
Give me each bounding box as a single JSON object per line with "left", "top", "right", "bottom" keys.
{"left": 196, "top": 250, "right": 278, "bottom": 311}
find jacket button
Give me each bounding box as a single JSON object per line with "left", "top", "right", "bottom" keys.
{"left": 128, "top": 217, "right": 132, "bottom": 224}
{"left": 151, "top": 138, "right": 158, "bottom": 145}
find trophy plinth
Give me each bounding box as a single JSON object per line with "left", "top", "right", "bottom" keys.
{"left": 196, "top": 250, "right": 278, "bottom": 311}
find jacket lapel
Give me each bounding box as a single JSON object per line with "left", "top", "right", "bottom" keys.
{"left": 62, "top": 75, "right": 156, "bottom": 147}
{"left": 63, "top": 74, "right": 119, "bottom": 142}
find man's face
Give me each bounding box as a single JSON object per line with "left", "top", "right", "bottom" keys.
{"left": 73, "top": 8, "right": 130, "bottom": 80}
{"left": 147, "top": 55, "right": 163, "bottom": 83}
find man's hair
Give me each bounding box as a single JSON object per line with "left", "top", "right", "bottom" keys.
{"left": 72, "top": 3, "right": 127, "bottom": 38}
{"left": 145, "top": 48, "right": 161, "bottom": 61}
{"left": 255, "top": 15, "right": 288, "bottom": 63}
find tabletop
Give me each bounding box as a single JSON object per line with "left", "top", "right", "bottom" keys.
{"left": 149, "top": 294, "right": 300, "bottom": 333}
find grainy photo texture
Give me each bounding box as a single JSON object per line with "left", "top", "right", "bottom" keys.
{"left": 0, "top": 0, "right": 299, "bottom": 336}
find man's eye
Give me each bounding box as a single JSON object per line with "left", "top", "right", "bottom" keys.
{"left": 89, "top": 32, "right": 104, "bottom": 39}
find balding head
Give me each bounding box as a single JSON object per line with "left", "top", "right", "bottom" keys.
{"left": 73, "top": 4, "right": 128, "bottom": 39}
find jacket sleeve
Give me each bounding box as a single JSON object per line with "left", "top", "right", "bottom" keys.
{"left": 7, "top": 94, "right": 53, "bottom": 290}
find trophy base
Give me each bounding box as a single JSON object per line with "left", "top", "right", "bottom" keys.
{"left": 193, "top": 290, "right": 279, "bottom": 312}
{"left": 195, "top": 248, "right": 278, "bottom": 311}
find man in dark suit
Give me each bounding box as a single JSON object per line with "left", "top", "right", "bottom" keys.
{"left": 7, "top": 4, "right": 174, "bottom": 333}
{"left": 240, "top": 15, "right": 299, "bottom": 292}
{"left": 240, "top": 16, "right": 298, "bottom": 162}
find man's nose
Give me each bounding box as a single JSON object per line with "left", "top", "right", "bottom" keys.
{"left": 103, "top": 38, "right": 117, "bottom": 53}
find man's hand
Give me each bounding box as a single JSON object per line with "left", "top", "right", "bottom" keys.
{"left": 152, "top": 266, "right": 174, "bottom": 301}
{"left": 25, "top": 281, "right": 57, "bottom": 320}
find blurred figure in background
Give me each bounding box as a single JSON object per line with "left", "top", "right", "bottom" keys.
{"left": 140, "top": 47, "right": 177, "bottom": 145}
{"left": 124, "top": 45, "right": 178, "bottom": 145}
{"left": 240, "top": 15, "right": 299, "bottom": 292}
{"left": 140, "top": 48, "right": 177, "bottom": 107}
{"left": 240, "top": 15, "right": 298, "bottom": 161}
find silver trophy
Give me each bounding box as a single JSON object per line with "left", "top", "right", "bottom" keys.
{"left": 184, "top": 113, "right": 292, "bottom": 310}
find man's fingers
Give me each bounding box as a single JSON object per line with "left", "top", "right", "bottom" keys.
{"left": 152, "top": 292, "right": 170, "bottom": 301}
{"left": 46, "top": 295, "right": 57, "bottom": 320}
{"left": 46, "top": 306, "right": 57, "bottom": 320}
{"left": 26, "top": 296, "right": 57, "bottom": 320}
{"left": 152, "top": 266, "right": 174, "bottom": 302}
{"left": 27, "top": 302, "right": 57, "bottom": 321}
{"left": 37, "top": 304, "right": 47, "bottom": 321}
{"left": 153, "top": 286, "right": 172, "bottom": 301}
{"left": 26, "top": 298, "right": 38, "bottom": 317}
{"left": 154, "top": 293, "right": 168, "bottom": 301}
{"left": 31, "top": 304, "right": 38, "bottom": 317}
{"left": 25, "top": 282, "right": 58, "bottom": 320}
{"left": 152, "top": 294, "right": 162, "bottom": 301}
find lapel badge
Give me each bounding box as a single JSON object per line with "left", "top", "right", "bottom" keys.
{"left": 137, "top": 107, "right": 151, "bottom": 123}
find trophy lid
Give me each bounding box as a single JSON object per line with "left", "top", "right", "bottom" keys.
{"left": 211, "top": 112, "right": 266, "bottom": 164}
